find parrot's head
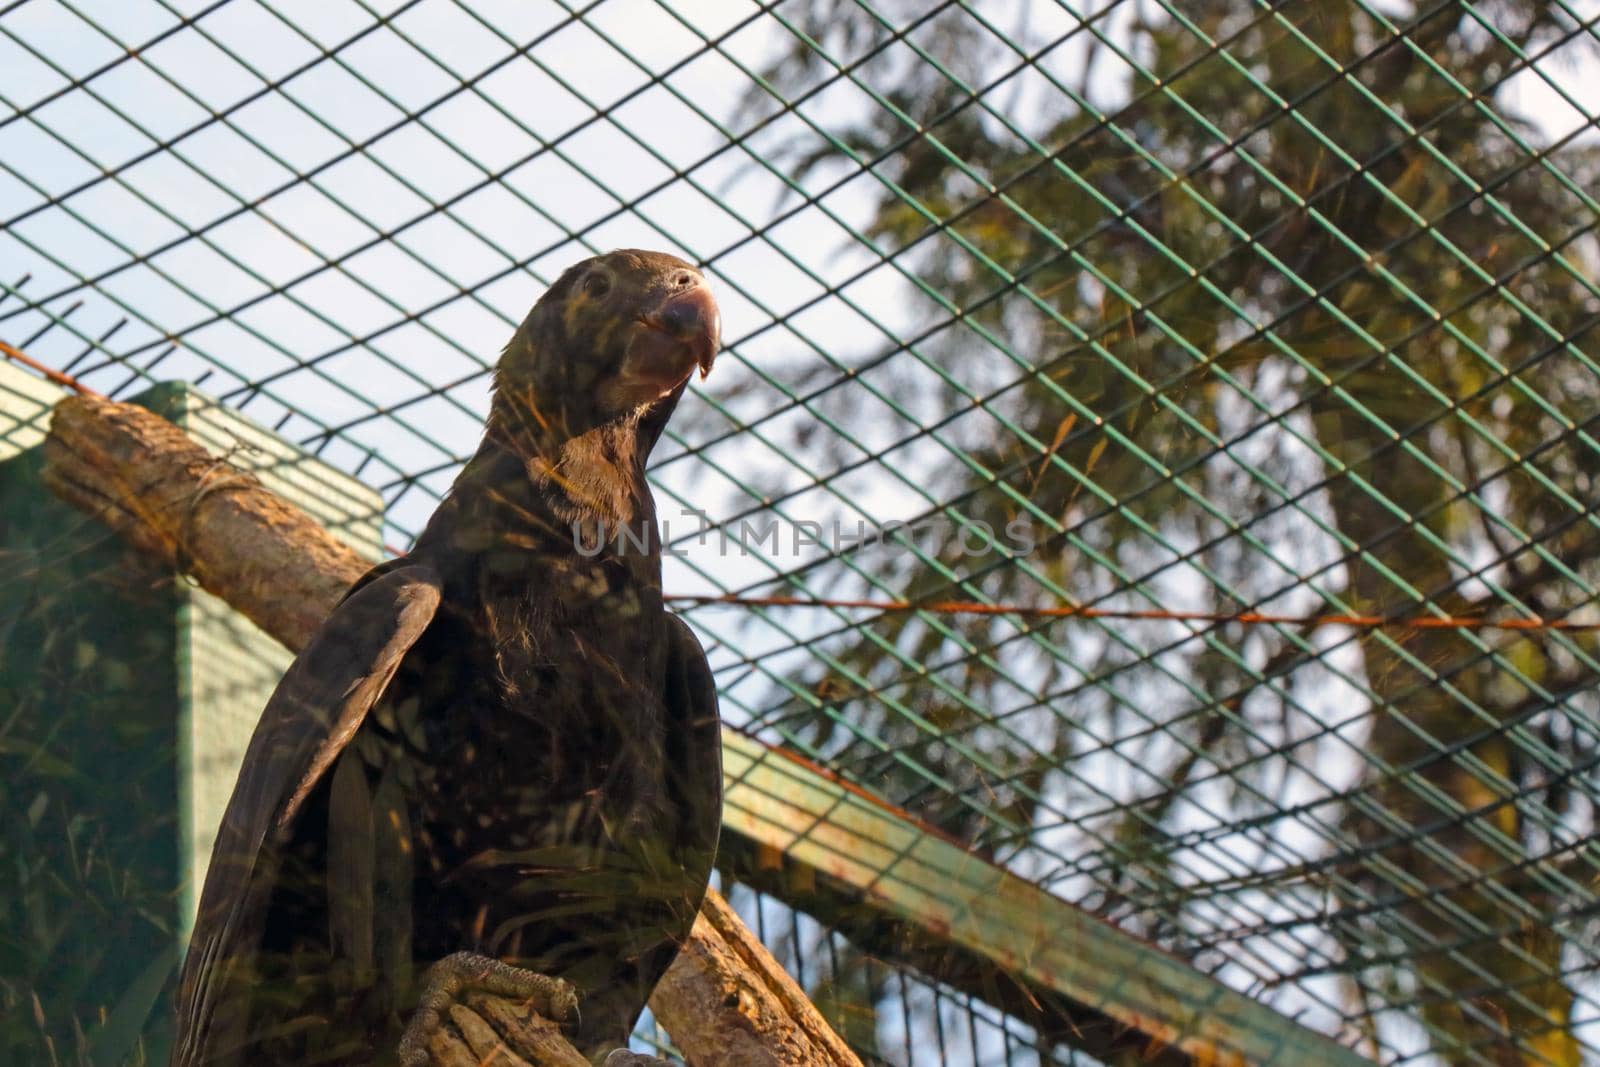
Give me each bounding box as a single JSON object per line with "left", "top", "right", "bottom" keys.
{"left": 494, "top": 249, "right": 721, "bottom": 444}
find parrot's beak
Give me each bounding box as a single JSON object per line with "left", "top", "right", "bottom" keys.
{"left": 607, "top": 282, "right": 721, "bottom": 410}
{"left": 642, "top": 283, "right": 721, "bottom": 380}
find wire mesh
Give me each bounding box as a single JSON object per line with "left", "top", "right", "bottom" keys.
{"left": 3, "top": 0, "right": 1600, "bottom": 1064}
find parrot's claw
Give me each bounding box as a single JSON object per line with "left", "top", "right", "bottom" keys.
{"left": 603, "top": 1051, "right": 676, "bottom": 1067}
{"left": 397, "top": 951, "right": 578, "bottom": 1067}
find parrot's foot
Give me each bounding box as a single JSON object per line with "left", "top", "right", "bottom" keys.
{"left": 398, "top": 951, "right": 578, "bottom": 1067}
{"left": 603, "top": 1052, "right": 676, "bottom": 1067}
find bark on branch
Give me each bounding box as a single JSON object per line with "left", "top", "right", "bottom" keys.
{"left": 42, "top": 393, "right": 861, "bottom": 1067}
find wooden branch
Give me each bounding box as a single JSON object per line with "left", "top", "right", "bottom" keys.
{"left": 653, "top": 889, "right": 860, "bottom": 1067}
{"left": 41, "top": 393, "right": 368, "bottom": 647}
{"left": 421, "top": 994, "right": 591, "bottom": 1067}
{"left": 42, "top": 393, "right": 859, "bottom": 1067}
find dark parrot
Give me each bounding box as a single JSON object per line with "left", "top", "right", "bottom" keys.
{"left": 171, "top": 250, "right": 724, "bottom": 1066}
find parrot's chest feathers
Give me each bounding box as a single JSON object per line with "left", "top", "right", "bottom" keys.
{"left": 528, "top": 413, "right": 645, "bottom": 530}
{"left": 468, "top": 535, "right": 661, "bottom": 715}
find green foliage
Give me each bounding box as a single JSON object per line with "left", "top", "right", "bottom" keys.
{"left": 0, "top": 449, "right": 179, "bottom": 1067}
{"left": 748, "top": 2, "right": 1600, "bottom": 1062}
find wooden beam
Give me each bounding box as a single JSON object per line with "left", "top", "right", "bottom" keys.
{"left": 719, "top": 732, "right": 1371, "bottom": 1067}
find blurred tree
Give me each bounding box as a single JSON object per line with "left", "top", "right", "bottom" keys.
{"left": 747, "top": 2, "right": 1600, "bottom": 1063}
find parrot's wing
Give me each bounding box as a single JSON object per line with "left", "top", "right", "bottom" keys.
{"left": 574, "top": 611, "right": 724, "bottom": 1050}
{"left": 172, "top": 561, "right": 441, "bottom": 1067}
{"left": 663, "top": 612, "right": 723, "bottom": 856}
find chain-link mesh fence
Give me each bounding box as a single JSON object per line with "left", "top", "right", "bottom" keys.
{"left": 3, "top": 1, "right": 1600, "bottom": 1064}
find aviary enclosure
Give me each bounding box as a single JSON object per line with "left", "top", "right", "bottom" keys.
{"left": 2, "top": 1, "right": 1599, "bottom": 1065}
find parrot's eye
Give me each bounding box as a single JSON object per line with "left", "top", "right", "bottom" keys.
{"left": 584, "top": 271, "right": 612, "bottom": 297}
